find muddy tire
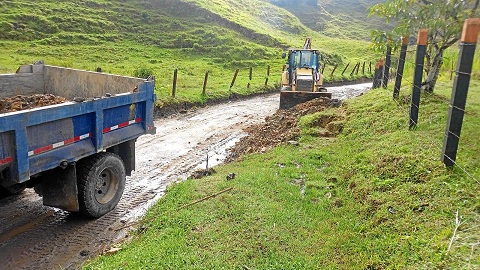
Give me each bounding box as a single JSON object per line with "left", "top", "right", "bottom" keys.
{"left": 77, "top": 153, "right": 126, "bottom": 218}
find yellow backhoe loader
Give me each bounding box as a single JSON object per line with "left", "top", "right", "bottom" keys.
{"left": 280, "top": 38, "right": 332, "bottom": 109}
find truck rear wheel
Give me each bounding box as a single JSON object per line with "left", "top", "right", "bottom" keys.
{"left": 77, "top": 152, "right": 126, "bottom": 218}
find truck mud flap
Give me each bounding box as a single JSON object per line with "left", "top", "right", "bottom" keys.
{"left": 42, "top": 164, "right": 79, "bottom": 212}
{"left": 279, "top": 91, "right": 332, "bottom": 110}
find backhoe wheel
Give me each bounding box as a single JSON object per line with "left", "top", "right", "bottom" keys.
{"left": 77, "top": 152, "right": 126, "bottom": 218}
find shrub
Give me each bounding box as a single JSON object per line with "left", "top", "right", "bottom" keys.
{"left": 132, "top": 67, "right": 154, "bottom": 79}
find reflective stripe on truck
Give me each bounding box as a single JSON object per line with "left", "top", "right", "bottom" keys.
{"left": 28, "top": 133, "right": 92, "bottom": 157}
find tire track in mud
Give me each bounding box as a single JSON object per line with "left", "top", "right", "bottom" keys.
{"left": 0, "top": 83, "right": 370, "bottom": 269}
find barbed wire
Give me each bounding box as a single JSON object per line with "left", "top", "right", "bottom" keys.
{"left": 388, "top": 74, "right": 480, "bottom": 185}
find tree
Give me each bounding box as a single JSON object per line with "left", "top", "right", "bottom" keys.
{"left": 369, "top": 0, "right": 480, "bottom": 93}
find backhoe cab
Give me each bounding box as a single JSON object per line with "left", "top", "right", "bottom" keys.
{"left": 280, "top": 38, "right": 332, "bottom": 109}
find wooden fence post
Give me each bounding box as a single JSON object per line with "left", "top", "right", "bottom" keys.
{"left": 341, "top": 63, "right": 350, "bottom": 76}
{"left": 393, "top": 37, "right": 409, "bottom": 99}
{"left": 202, "top": 70, "right": 209, "bottom": 95}
{"left": 350, "top": 62, "right": 359, "bottom": 76}
{"left": 172, "top": 68, "right": 178, "bottom": 98}
{"left": 409, "top": 29, "right": 428, "bottom": 129}
{"left": 369, "top": 62, "right": 372, "bottom": 73}
{"left": 230, "top": 69, "right": 239, "bottom": 90}
{"left": 441, "top": 18, "right": 480, "bottom": 167}
{"left": 372, "top": 59, "right": 384, "bottom": 89}
{"left": 247, "top": 67, "right": 253, "bottom": 88}
{"left": 362, "top": 62, "right": 365, "bottom": 75}
{"left": 382, "top": 46, "right": 392, "bottom": 88}
{"left": 330, "top": 64, "right": 338, "bottom": 77}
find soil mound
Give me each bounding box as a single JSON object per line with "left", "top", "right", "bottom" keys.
{"left": 227, "top": 97, "right": 341, "bottom": 161}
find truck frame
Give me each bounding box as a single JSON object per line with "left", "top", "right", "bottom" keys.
{"left": 0, "top": 61, "right": 156, "bottom": 217}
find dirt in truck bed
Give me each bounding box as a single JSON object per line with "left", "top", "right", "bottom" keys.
{"left": 0, "top": 94, "right": 67, "bottom": 114}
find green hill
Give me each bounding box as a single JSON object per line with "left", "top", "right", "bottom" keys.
{"left": 0, "top": 0, "right": 376, "bottom": 104}
{"left": 269, "top": 0, "right": 386, "bottom": 40}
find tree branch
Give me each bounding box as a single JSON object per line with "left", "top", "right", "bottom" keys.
{"left": 419, "top": 0, "right": 432, "bottom": 5}
{"left": 471, "top": 0, "right": 480, "bottom": 17}
{"left": 442, "top": 37, "right": 459, "bottom": 50}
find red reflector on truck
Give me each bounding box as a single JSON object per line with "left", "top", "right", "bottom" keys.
{"left": 0, "top": 156, "right": 13, "bottom": 165}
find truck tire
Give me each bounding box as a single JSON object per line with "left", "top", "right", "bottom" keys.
{"left": 76, "top": 152, "right": 126, "bottom": 218}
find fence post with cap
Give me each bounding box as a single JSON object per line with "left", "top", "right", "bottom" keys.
{"left": 409, "top": 29, "right": 428, "bottom": 129}
{"left": 393, "top": 37, "right": 409, "bottom": 99}
{"left": 441, "top": 18, "right": 480, "bottom": 167}
{"left": 382, "top": 46, "right": 392, "bottom": 88}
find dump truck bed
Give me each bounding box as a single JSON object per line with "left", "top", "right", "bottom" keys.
{"left": 0, "top": 62, "right": 156, "bottom": 184}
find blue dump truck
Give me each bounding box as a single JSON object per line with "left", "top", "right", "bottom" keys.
{"left": 0, "top": 61, "right": 156, "bottom": 217}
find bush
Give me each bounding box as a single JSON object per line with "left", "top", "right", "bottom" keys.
{"left": 132, "top": 67, "right": 154, "bottom": 79}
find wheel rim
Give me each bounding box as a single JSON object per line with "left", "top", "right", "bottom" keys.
{"left": 94, "top": 167, "right": 119, "bottom": 205}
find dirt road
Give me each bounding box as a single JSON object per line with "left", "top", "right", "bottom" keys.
{"left": 0, "top": 83, "right": 371, "bottom": 269}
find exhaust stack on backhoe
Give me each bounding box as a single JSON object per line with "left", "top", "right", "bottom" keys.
{"left": 279, "top": 38, "right": 332, "bottom": 109}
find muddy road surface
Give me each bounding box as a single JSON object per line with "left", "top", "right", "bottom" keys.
{"left": 0, "top": 83, "right": 371, "bottom": 269}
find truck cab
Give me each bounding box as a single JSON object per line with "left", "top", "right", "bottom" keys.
{"left": 282, "top": 49, "right": 324, "bottom": 92}
{"left": 279, "top": 48, "right": 331, "bottom": 109}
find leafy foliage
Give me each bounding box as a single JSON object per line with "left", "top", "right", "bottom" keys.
{"left": 369, "top": 0, "right": 480, "bottom": 92}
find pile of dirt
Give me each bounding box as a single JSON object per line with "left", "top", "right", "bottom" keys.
{"left": 227, "top": 97, "right": 342, "bottom": 161}
{"left": 0, "top": 94, "right": 67, "bottom": 114}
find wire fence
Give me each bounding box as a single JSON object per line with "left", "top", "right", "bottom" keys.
{"left": 379, "top": 23, "right": 480, "bottom": 185}
{"left": 150, "top": 60, "right": 377, "bottom": 99}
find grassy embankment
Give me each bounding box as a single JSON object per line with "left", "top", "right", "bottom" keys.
{"left": 0, "top": 0, "right": 377, "bottom": 107}
{"left": 85, "top": 74, "right": 480, "bottom": 269}
{"left": 273, "top": 0, "right": 386, "bottom": 41}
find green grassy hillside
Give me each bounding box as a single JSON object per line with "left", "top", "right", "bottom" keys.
{"left": 269, "top": 0, "right": 386, "bottom": 40}
{"left": 0, "top": 0, "right": 377, "bottom": 105}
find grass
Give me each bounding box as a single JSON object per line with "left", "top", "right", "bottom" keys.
{"left": 273, "top": 0, "right": 386, "bottom": 41}
{"left": 84, "top": 77, "right": 480, "bottom": 269}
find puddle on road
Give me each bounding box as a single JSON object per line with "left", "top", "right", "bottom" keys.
{"left": 330, "top": 82, "right": 372, "bottom": 100}
{"left": 195, "top": 131, "right": 247, "bottom": 170}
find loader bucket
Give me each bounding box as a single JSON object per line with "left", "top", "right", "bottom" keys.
{"left": 279, "top": 90, "right": 332, "bottom": 109}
